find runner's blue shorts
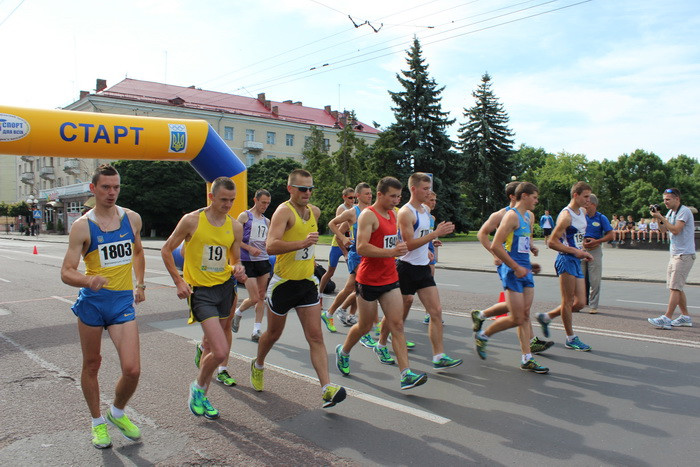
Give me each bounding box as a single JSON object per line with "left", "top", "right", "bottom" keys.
{"left": 498, "top": 263, "right": 534, "bottom": 293}
{"left": 72, "top": 288, "right": 135, "bottom": 328}
{"left": 328, "top": 245, "right": 344, "bottom": 268}
{"left": 347, "top": 249, "right": 361, "bottom": 274}
{"left": 555, "top": 254, "right": 584, "bottom": 279}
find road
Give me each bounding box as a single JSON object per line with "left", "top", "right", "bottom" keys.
{"left": 0, "top": 238, "right": 698, "bottom": 466}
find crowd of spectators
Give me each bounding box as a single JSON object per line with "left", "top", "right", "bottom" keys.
{"left": 610, "top": 214, "right": 667, "bottom": 244}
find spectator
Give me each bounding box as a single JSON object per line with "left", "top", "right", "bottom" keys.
{"left": 648, "top": 218, "right": 662, "bottom": 243}
{"left": 583, "top": 194, "right": 614, "bottom": 314}
{"left": 647, "top": 188, "right": 696, "bottom": 329}
{"left": 615, "top": 216, "right": 627, "bottom": 243}
{"left": 636, "top": 218, "right": 648, "bottom": 242}
{"left": 539, "top": 210, "right": 554, "bottom": 247}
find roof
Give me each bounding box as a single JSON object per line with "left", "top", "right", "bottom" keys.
{"left": 95, "top": 78, "right": 379, "bottom": 135}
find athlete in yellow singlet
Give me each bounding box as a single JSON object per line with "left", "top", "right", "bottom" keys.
{"left": 61, "top": 164, "right": 145, "bottom": 449}
{"left": 250, "top": 168, "right": 347, "bottom": 409}
{"left": 161, "top": 177, "right": 245, "bottom": 420}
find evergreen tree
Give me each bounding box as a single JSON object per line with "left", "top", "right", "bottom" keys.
{"left": 387, "top": 37, "right": 465, "bottom": 230}
{"left": 457, "top": 73, "right": 515, "bottom": 223}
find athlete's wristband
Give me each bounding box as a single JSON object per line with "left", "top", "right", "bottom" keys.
{"left": 135, "top": 284, "right": 146, "bottom": 289}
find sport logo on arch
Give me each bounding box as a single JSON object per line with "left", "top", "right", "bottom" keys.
{"left": 168, "top": 124, "right": 187, "bottom": 153}
{"left": 0, "top": 113, "right": 30, "bottom": 142}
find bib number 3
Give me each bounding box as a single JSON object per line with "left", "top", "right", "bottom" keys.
{"left": 295, "top": 245, "right": 315, "bottom": 261}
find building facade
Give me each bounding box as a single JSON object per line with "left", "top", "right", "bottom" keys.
{"left": 14, "top": 78, "right": 380, "bottom": 233}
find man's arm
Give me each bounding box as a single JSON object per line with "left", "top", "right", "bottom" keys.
{"left": 127, "top": 210, "right": 146, "bottom": 303}
{"left": 60, "top": 217, "right": 107, "bottom": 290}
{"left": 477, "top": 209, "right": 505, "bottom": 264}
{"left": 266, "top": 204, "right": 318, "bottom": 255}
{"left": 548, "top": 210, "right": 591, "bottom": 260}
{"left": 652, "top": 209, "right": 687, "bottom": 236}
{"left": 491, "top": 211, "right": 527, "bottom": 277}
{"left": 236, "top": 211, "right": 261, "bottom": 256}
{"left": 328, "top": 208, "right": 356, "bottom": 248}
{"left": 398, "top": 206, "right": 454, "bottom": 251}
{"left": 229, "top": 218, "right": 247, "bottom": 282}
{"left": 161, "top": 213, "right": 197, "bottom": 299}
{"left": 356, "top": 210, "right": 407, "bottom": 258}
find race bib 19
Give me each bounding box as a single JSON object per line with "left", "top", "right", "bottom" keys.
{"left": 201, "top": 244, "right": 227, "bottom": 272}
{"left": 573, "top": 233, "right": 584, "bottom": 249}
{"left": 98, "top": 240, "right": 133, "bottom": 268}
{"left": 383, "top": 234, "right": 398, "bottom": 249}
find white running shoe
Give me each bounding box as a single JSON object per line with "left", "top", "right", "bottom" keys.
{"left": 670, "top": 315, "right": 693, "bottom": 327}
{"left": 647, "top": 315, "right": 672, "bottom": 330}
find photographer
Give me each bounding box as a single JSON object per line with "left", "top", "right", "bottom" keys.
{"left": 582, "top": 195, "right": 613, "bottom": 314}
{"left": 647, "top": 188, "right": 696, "bottom": 329}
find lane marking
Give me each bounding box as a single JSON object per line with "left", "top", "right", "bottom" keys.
{"left": 214, "top": 345, "right": 450, "bottom": 425}
{"left": 617, "top": 299, "right": 700, "bottom": 310}
{"left": 0, "top": 277, "right": 10, "bottom": 282}
{"left": 52, "top": 295, "right": 75, "bottom": 305}
{"left": 436, "top": 283, "right": 460, "bottom": 287}
{"left": 0, "top": 331, "right": 157, "bottom": 428}
{"left": 542, "top": 323, "right": 700, "bottom": 349}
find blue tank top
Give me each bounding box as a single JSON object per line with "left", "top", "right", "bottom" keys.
{"left": 503, "top": 209, "right": 531, "bottom": 267}
{"left": 348, "top": 205, "right": 361, "bottom": 253}
{"left": 559, "top": 206, "right": 587, "bottom": 256}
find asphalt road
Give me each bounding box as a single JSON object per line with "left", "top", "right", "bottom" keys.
{"left": 1, "top": 238, "right": 698, "bottom": 466}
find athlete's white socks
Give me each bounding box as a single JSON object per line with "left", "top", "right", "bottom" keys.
{"left": 234, "top": 308, "right": 243, "bottom": 316}
{"left": 253, "top": 322, "right": 261, "bottom": 332}
{"left": 254, "top": 361, "right": 264, "bottom": 370}
{"left": 400, "top": 368, "right": 410, "bottom": 378}
{"left": 92, "top": 416, "right": 105, "bottom": 427}
{"left": 521, "top": 353, "right": 532, "bottom": 364}
{"left": 194, "top": 381, "right": 206, "bottom": 391}
{"left": 110, "top": 405, "right": 124, "bottom": 419}
{"left": 566, "top": 335, "right": 576, "bottom": 343}
{"left": 478, "top": 311, "right": 485, "bottom": 320}
{"left": 217, "top": 366, "right": 227, "bottom": 373}
{"left": 539, "top": 312, "right": 552, "bottom": 324}
{"left": 477, "top": 330, "right": 489, "bottom": 340}
{"left": 433, "top": 353, "right": 445, "bottom": 362}
{"left": 339, "top": 348, "right": 350, "bottom": 357}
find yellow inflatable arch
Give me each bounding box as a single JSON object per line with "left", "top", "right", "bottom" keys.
{"left": 0, "top": 105, "right": 247, "bottom": 214}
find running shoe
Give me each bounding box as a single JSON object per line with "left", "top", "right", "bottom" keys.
{"left": 106, "top": 411, "right": 141, "bottom": 441}
{"left": 520, "top": 358, "right": 549, "bottom": 374}
{"left": 189, "top": 382, "right": 219, "bottom": 419}
{"left": 433, "top": 355, "right": 463, "bottom": 369}
{"left": 671, "top": 315, "right": 693, "bottom": 327}
{"left": 565, "top": 336, "right": 592, "bottom": 351}
{"left": 588, "top": 308, "right": 598, "bottom": 314}
{"left": 216, "top": 370, "right": 237, "bottom": 386}
{"left": 321, "top": 312, "right": 337, "bottom": 333}
{"left": 250, "top": 359, "right": 264, "bottom": 392}
{"left": 335, "top": 344, "right": 350, "bottom": 375}
{"left": 474, "top": 334, "right": 488, "bottom": 360}
{"left": 232, "top": 313, "right": 242, "bottom": 333}
{"left": 194, "top": 343, "right": 202, "bottom": 369}
{"left": 406, "top": 340, "right": 416, "bottom": 350}
{"left": 336, "top": 308, "right": 349, "bottom": 326}
{"left": 471, "top": 310, "right": 485, "bottom": 333}
{"left": 423, "top": 314, "right": 430, "bottom": 324}
{"left": 400, "top": 370, "right": 428, "bottom": 390}
{"left": 530, "top": 337, "right": 554, "bottom": 354}
{"left": 346, "top": 313, "right": 358, "bottom": 325}
{"left": 251, "top": 329, "right": 262, "bottom": 342}
{"left": 91, "top": 423, "right": 112, "bottom": 449}
{"left": 536, "top": 313, "right": 551, "bottom": 338}
{"left": 359, "top": 333, "right": 377, "bottom": 348}
{"left": 374, "top": 345, "right": 395, "bottom": 365}
{"left": 372, "top": 322, "right": 381, "bottom": 338}
{"left": 648, "top": 315, "right": 672, "bottom": 330}
{"left": 322, "top": 385, "right": 347, "bottom": 408}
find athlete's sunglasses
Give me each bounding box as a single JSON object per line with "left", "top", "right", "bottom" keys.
{"left": 292, "top": 185, "right": 315, "bottom": 193}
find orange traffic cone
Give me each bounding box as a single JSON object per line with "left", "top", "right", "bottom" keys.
{"left": 33, "top": 246, "right": 38, "bottom": 255}
{"left": 489, "top": 291, "right": 508, "bottom": 320}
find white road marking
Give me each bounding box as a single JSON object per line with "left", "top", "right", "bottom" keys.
{"left": 436, "top": 283, "right": 460, "bottom": 287}
{"left": 51, "top": 295, "right": 75, "bottom": 305}
{"left": 542, "top": 323, "right": 700, "bottom": 349}
{"left": 0, "top": 331, "right": 157, "bottom": 427}
{"left": 215, "top": 345, "right": 451, "bottom": 425}
{"left": 617, "top": 299, "right": 700, "bottom": 310}
{"left": 0, "top": 277, "right": 10, "bottom": 282}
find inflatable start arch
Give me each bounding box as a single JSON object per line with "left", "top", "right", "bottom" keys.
{"left": 0, "top": 105, "right": 247, "bottom": 213}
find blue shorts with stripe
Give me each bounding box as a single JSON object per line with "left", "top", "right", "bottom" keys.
{"left": 555, "top": 254, "right": 584, "bottom": 279}
{"left": 328, "top": 245, "right": 344, "bottom": 268}
{"left": 72, "top": 288, "right": 135, "bottom": 328}
{"left": 497, "top": 263, "right": 534, "bottom": 293}
{"left": 347, "top": 250, "right": 361, "bottom": 274}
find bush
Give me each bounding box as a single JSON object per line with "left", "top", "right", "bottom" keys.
{"left": 57, "top": 219, "right": 64, "bottom": 234}
{"left": 46, "top": 221, "right": 55, "bottom": 231}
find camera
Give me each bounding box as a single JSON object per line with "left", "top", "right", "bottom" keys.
{"left": 649, "top": 204, "right": 661, "bottom": 213}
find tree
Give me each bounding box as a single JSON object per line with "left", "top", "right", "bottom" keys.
{"left": 388, "top": 37, "right": 466, "bottom": 230}
{"left": 112, "top": 160, "right": 206, "bottom": 236}
{"left": 533, "top": 152, "right": 588, "bottom": 215}
{"left": 457, "top": 73, "right": 515, "bottom": 223}
{"left": 666, "top": 154, "right": 700, "bottom": 209}
{"left": 511, "top": 145, "right": 549, "bottom": 182}
{"left": 246, "top": 157, "right": 302, "bottom": 216}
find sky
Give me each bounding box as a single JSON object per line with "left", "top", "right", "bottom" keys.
{"left": 1, "top": 0, "right": 698, "bottom": 162}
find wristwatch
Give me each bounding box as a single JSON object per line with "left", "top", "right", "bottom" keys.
{"left": 136, "top": 284, "right": 146, "bottom": 289}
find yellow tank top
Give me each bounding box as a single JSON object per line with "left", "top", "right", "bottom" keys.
{"left": 275, "top": 201, "right": 317, "bottom": 280}
{"left": 183, "top": 210, "right": 234, "bottom": 287}
{"left": 83, "top": 206, "right": 135, "bottom": 291}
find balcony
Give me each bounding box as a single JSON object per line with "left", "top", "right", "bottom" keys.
{"left": 40, "top": 166, "right": 55, "bottom": 180}
{"left": 21, "top": 172, "right": 35, "bottom": 184}
{"left": 20, "top": 155, "right": 35, "bottom": 162}
{"left": 64, "top": 158, "right": 81, "bottom": 175}
{"left": 243, "top": 140, "right": 263, "bottom": 152}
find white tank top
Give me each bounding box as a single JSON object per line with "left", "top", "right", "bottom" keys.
{"left": 399, "top": 204, "right": 432, "bottom": 265}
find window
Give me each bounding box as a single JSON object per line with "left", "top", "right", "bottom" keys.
{"left": 266, "top": 131, "right": 276, "bottom": 145}
{"left": 68, "top": 202, "right": 81, "bottom": 213}
{"left": 224, "top": 126, "right": 234, "bottom": 141}
{"left": 324, "top": 139, "right": 330, "bottom": 151}
{"left": 286, "top": 134, "right": 294, "bottom": 146}
{"left": 246, "top": 153, "right": 255, "bottom": 167}
{"left": 267, "top": 154, "right": 276, "bottom": 159}
{"left": 245, "top": 129, "right": 255, "bottom": 142}
{"left": 57, "top": 178, "right": 63, "bottom": 187}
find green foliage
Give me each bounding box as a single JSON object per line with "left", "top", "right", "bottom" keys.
{"left": 0, "top": 202, "right": 8, "bottom": 217}
{"left": 246, "top": 157, "right": 302, "bottom": 216}
{"left": 112, "top": 160, "right": 206, "bottom": 236}
{"left": 46, "top": 220, "right": 55, "bottom": 231}
{"left": 666, "top": 155, "right": 700, "bottom": 209}
{"left": 56, "top": 218, "right": 65, "bottom": 234}
{"left": 457, "top": 73, "right": 515, "bottom": 224}
{"left": 532, "top": 152, "right": 588, "bottom": 215}
{"left": 10, "top": 202, "right": 30, "bottom": 219}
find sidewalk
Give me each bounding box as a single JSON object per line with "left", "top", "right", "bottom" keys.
{"left": 2, "top": 233, "right": 697, "bottom": 285}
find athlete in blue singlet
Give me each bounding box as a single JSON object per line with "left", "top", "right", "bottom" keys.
{"left": 536, "top": 181, "right": 594, "bottom": 352}
{"left": 61, "top": 164, "right": 145, "bottom": 449}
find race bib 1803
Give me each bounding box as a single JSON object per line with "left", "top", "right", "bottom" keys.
{"left": 98, "top": 240, "right": 133, "bottom": 268}
{"left": 201, "top": 244, "right": 227, "bottom": 272}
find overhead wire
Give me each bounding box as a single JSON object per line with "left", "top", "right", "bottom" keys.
{"left": 0, "top": 0, "right": 26, "bottom": 28}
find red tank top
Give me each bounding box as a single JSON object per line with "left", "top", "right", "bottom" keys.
{"left": 356, "top": 206, "right": 399, "bottom": 286}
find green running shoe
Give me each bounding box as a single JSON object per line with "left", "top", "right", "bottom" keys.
{"left": 530, "top": 337, "right": 554, "bottom": 354}
{"left": 106, "top": 411, "right": 141, "bottom": 441}
{"left": 433, "top": 355, "right": 463, "bottom": 369}
{"left": 189, "top": 382, "right": 219, "bottom": 419}
{"left": 335, "top": 344, "right": 350, "bottom": 376}
{"left": 475, "top": 334, "right": 488, "bottom": 360}
{"left": 216, "top": 370, "right": 237, "bottom": 386}
{"left": 372, "top": 322, "right": 381, "bottom": 338}
{"left": 406, "top": 340, "right": 416, "bottom": 350}
{"left": 400, "top": 370, "right": 428, "bottom": 390}
{"left": 423, "top": 314, "right": 430, "bottom": 324}
{"left": 194, "top": 343, "right": 202, "bottom": 369}
{"left": 250, "top": 359, "right": 264, "bottom": 392}
{"left": 565, "top": 336, "right": 591, "bottom": 351}
{"left": 91, "top": 423, "right": 112, "bottom": 449}
{"left": 359, "top": 333, "right": 377, "bottom": 348}
{"left": 321, "top": 312, "right": 337, "bottom": 333}
{"left": 374, "top": 345, "right": 395, "bottom": 365}
{"left": 471, "top": 310, "right": 485, "bottom": 333}
{"left": 520, "top": 358, "right": 549, "bottom": 374}
{"left": 322, "top": 384, "right": 347, "bottom": 408}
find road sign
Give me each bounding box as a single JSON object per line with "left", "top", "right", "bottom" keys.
{"left": 33, "top": 210, "right": 41, "bottom": 219}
